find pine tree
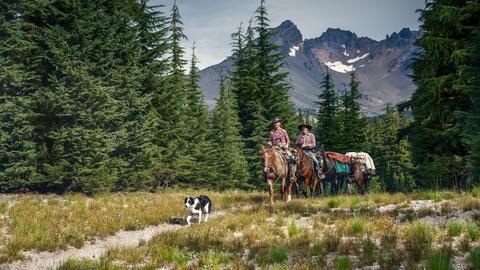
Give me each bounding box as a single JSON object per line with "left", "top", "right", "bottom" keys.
{"left": 210, "top": 76, "right": 250, "bottom": 189}
{"left": 373, "top": 105, "right": 415, "bottom": 192}
{"left": 410, "top": 0, "right": 475, "bottom": 189}
{"left": 336, "top": 72, "right": 368, "bottom": 152}
{"left": 315, "top": 70, "right": 341, "bottom": 151}
{"left": 254, "top": 0, "right": 296, "bottom": 133}
{"left": 462, "top": 8, "right": 480, "bottom": 185}
{"left": 229, "top": 21, "right": 266, "bottom": 183}
{"left": 0, "top": 0, "right": 170, "bottom": 193}
{"left": 155, "top": 0, "right": 192, "bottom": 184}
{"left": 185, "top": 43, "right": 214, "bottom": 186}
{"left": 0, "top": 0, "right": 40, "bottom": 191}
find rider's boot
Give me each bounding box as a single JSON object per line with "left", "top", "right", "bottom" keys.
{"left": 287, "top": 158, "right": 292, "bottom": 182}
{"left": 317, "top": 167, "right": 326, "bottom": 180}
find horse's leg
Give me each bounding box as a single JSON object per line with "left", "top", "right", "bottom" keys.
{"left": 295, "top": 181, "right": 301, "bottom": 198}
{"left": 308, "top": 172, "right": 314, "bottom": 198}
{"left": 332, "top": 175, "right": 340, "bottom": 195}
{"left": 332, "top": 175, "right": 338, "bottom": 195}
{"left": 319, "top": 180, "right": 325, "bottom": 196}
{"left": 304, "top": 174, "right": 310, "bottom": 198}
{"left": 287, "top": 180, "right": 293, "bottom": 202}
{"left": 268, "top": 179, "right": 274, "bottom": 205}
{"left": 312, "top": 174, "right": 319, "bottom": 198}
{"left": 363, "top": 176, "right": 369, "bottom": 194}
{"left": 281, "top": 177, "right": 289, "bottom": 202}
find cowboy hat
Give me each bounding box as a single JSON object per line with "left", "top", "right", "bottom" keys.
{"left": 272, "top": 117, "right": 282, "bottom": 123}
{"left": 298, "top": 123, "right": 313, "bottom": 130}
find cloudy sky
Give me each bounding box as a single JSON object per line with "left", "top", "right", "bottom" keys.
{"left": 154, "top": 0, "right": 426, "bottom": 69}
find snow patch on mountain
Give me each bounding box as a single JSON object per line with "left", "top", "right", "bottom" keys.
{"left": 324, "top": 61, "right": 355, "bottom": 73}
{"left": 341, "top": 44, "right": 349, "bottom": 56}
{"left": 347, "top": 53, "right": 370, "bottom": 63}
{"left": 289, "top": 46, "right": 300, "bottom": 57}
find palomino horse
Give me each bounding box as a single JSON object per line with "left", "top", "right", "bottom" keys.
{"left": 296, "top": 148, "right": 320, "bottom": 198}
{"left": 261, "top": 146, "right": 295, "bottom": 204}
{"left": 349, "top": 160, "right": 372, "bottom": 194}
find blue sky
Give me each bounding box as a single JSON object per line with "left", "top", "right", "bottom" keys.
{"left": 155, "top": 0, "right": 426, "bottom": 69}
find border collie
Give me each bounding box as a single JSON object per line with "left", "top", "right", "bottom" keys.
{"left": 184, "top": 195, "right": 212, "bottom": 225}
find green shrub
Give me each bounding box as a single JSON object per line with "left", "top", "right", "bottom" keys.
{"left": 327, "top": 198, "right": 342, "bottom": 209}
{"left": 311, "top": 243, "right": 326, "bottom": 256}
{"left": 377, "top": 248, "right": 402, "bottom": 270}
{"left": 161, "top": 247, "right": 189, "bottom": 265}
{"left": 288, "top": 221, "right": 300, "bottom": 237}
{"left": 470, "top": 247, "right": 480, "bottom": 270}
{"left": 361, "top": 237, "right": 376, "bottom": 265}
{"left": 426, "top": 250, "right": 453, "bottom": 270}
{"left": 333, "top": 255, "right": 352, "bottom": 270}
{"left": 466, "top": 222, "right": 479, "bottom": 241}
{"left": 402, "top": 222, "right": 434, "bottom": 261}
{"left": 446, "top": 221, "right": 462, "bottom": 237}
{"left": 349, "top": 218, "right": 365, "bottom": 235}
{"left": 322, "top": 231, "right": 340, "bottom": 252}
{"left": 257, "top": 246, "right": 289, "bottom": 265}
{"left": 199, "top": 251, "right": 232, "bottom": 268}
{"left": 472, "top": 186, "right": 480, "bottom": 198}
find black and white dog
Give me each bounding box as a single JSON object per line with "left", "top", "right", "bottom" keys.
{"left": 184, "top": 195, "right": 212, "bottom": 225}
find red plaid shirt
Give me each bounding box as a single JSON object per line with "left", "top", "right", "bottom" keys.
{"left": 296, "top": 132, "right": 316, "bottom": 150}
{"left": 269, "top": 128, "right": 290, "bottom": 147}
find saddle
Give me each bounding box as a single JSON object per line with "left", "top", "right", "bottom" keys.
{"left": 325, "top": 151, "right": 351, "bottom": 163}
{"left": 272, "top": 146, "right": 296, "bottom": 182}
{"left": 326, "top": 151, "right": 351, "bottom": 174}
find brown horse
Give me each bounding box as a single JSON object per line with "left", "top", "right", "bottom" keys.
{"left": 261, "top": 146, "right": 295, "bottom": 204}
{"left": 349, "top": 160, "right": 372, "bottom": 194}
{"left": 296, "top": 148, "right": 320, "bottom": 198}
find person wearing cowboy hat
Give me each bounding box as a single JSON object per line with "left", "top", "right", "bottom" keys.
{"left": 268, "top": 117, "right": 291, "bottom": 151}
{"left": 296, "top": 123, "right": 325, "bottom": 179}
{"left": 268, "top": 117, "right": 294, "bottom": 179}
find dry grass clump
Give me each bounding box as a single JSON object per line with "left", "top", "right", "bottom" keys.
{"left": 52, "top": 190, "right": 480, "bottom": 270}
{"left": 6, "top": 189, "right": 480, "bottom": 268}
{"left": 401, "top": 221, "right": 435, "bottom": 262}
{"left": 0, "top": 190, "right": 266, "bottom": 263}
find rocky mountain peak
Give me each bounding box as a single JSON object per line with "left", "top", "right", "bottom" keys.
{"left": 385, "top": 27, "right": 420, "bottom": 47}
{"left": 199, "top": 21, "right": 422, "bottom": 115}
{"left": 272, "top": 20, "right": 303, "bottom": 52}
{"left": 319, "top": 28, "right": 357, "bottom": 44}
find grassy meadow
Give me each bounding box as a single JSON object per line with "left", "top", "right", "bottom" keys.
{"left": 0, "top": 189, "right": 479, "bottom": 269}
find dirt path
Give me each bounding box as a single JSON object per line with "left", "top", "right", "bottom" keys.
{"left": 1, "top": 207, "right": 243, "bottom": 270}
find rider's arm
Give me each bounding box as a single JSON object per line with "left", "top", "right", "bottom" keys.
{"left": 268, "top": 131, "right": 273, "bottom": 146}
{"left": 310, "top": 133, "right": 317, "bottom": 148}
{"left": 295, "top": 135, "right": 303, "bottom": 148}
{"left": 284, "top": 129, "right": 290, "bottom": 148}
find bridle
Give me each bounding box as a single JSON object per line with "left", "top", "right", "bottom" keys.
{"left": 262, "top": 149, "right": 274, "bottom": 175}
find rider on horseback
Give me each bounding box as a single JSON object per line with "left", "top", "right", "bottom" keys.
{"left": 268, "top": 117, "right": 294, "bottom": 181}
{"left": 296, "top": 123, "right": 325, "bottom": 180}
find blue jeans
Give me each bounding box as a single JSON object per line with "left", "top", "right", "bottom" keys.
{"left": 305, "top": 150, "right": 320, "bottom": 170}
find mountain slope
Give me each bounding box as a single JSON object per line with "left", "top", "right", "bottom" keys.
{"left": 199, "top": 20, "right": 421, "bottom": 114}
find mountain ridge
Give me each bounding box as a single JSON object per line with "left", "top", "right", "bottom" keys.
{"left": 199, "top": 20, "right": 421, "bottom": 115}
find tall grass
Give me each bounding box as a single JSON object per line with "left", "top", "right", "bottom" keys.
{"left": 0, "top": 191, "right": 266, "bottom": 263}
{"left": 402, "top": 221, "right": 434, "bottom": 261}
